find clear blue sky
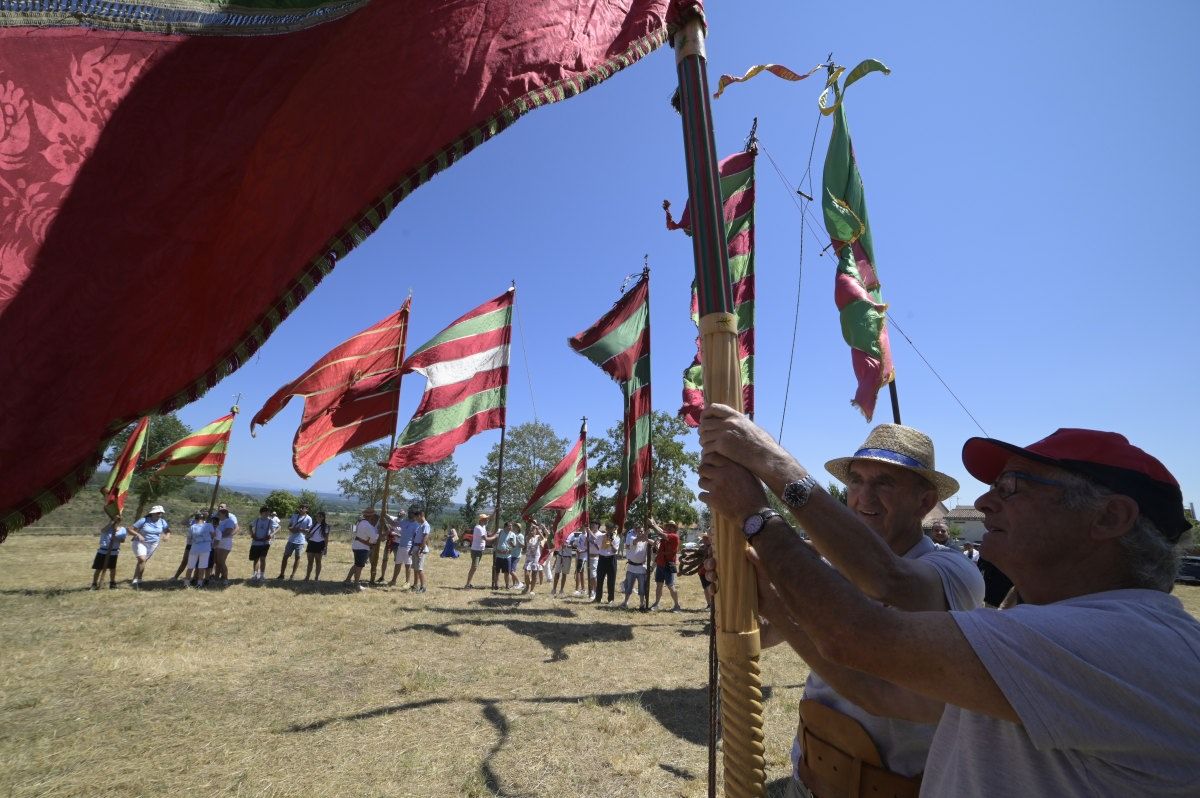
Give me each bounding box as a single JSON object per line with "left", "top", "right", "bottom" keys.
{"left": 177, "top": 0, "right": 1200, "bottom": 514}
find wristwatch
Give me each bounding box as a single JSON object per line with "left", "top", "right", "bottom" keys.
{"left": 742, "top": 508, "right": 781, "bottom": 540}
{"left": 782, "top": 474, "right": 819, "bottom": 510}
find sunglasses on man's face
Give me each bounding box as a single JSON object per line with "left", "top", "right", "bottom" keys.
{"left": 990, "top": 470, "right": 1067, "bottom": 500}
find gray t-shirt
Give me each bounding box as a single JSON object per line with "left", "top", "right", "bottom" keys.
{"left": 922, "top": 589, "right": 1200, "bottom": 797}
{"left": 794, "top": 535, "right": 986, "bottom": 777}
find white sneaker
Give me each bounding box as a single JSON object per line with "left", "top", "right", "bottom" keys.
{"left": 572, "top": 590, "right": 582, "bottom": 596}
{"left": 131, "top": 579, "right": 140, "bottom": 588}
{"left": 358, "top": 584, "right": 367, "bottom": 592}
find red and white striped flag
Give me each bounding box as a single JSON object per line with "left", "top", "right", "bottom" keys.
{"left": 251, "top": 300, "right": 410, "bottom": 478}
{"left": 386, "top": 289, "right": 513, "bottom": 470}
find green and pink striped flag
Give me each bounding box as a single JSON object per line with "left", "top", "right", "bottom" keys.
{"left": 823, "top": 61, "right": 894, "bottom": 421}
{"left": 142, "top": 413, "right": 236, "bottom": 479}
{"left": 522, "top": 422, "right": 588, "bottom": 535}
{"left": 100, "top": 416, "right": 149, "bottom": 518}
{"left": 568, "top": 273, "right": 650, "bottom": 530}
{"left": 666, "top": 148, "right": 756, "bottom": 425}
{"left": 386, "top": 289, "right": 513, "bottom": 470}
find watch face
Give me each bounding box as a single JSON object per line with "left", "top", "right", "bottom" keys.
{"left": 743, "top": 514, "right": 765, "bottom": 537}
{"left": 783, "top": 479, "right": 810, "bottom": 508}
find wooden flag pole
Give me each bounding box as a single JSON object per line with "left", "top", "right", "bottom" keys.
{"left": 670, "top": 5, "right": 766, "bottom": 796}
{"left": 490, "top": 282, "right": 516, "bottom": 541}
{"left": 375, "top": 295, "right": 412, "bottom": 583}
{"left": 206, "top": 397, "right": 241, "bottom": 519}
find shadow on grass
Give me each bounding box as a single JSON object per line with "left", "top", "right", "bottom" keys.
{"left": 283, "top": 682, "right": 806, "bottom": 793}
{"left": 390, "top": 618, "right": 634, "bottom": 662}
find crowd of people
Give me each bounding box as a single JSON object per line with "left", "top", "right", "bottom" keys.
{"left": 88, "top": 500, "right": 692, "bottom": 609}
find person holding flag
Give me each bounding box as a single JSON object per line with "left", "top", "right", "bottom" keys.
{"left": 346, "top": 507, "right": 381, "bottom": 591}
{"left": 130, "top": 506, "right": 170, "bottom": 588}
{"left": 91, "top": 513, "right": 133, "bottom": 590}
{"left": 183, "top": 512, "right": 217, "bottom": 588}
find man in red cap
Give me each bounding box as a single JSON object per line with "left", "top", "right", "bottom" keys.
{"left": 699, "top": 416, "right": 1199, "bottom": 796}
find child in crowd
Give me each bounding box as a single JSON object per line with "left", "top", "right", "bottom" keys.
{"left": 247, "top": 506, "right": 274, "bottom": 583}
{"left": 92, "top": 513, "right": 133, "bottom": 590}
{"left": 522, "top": 525, "right": 544, "bottom": 595}
{"left": 184, "top": 512, "right": 217, "bottom": 587}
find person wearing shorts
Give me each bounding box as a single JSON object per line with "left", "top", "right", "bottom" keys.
{"left": 184, "top": 512, "right": 216, "bottom": 587}
{"left": 492, "top": 522, "right": 514, "bottom": 590}
{"left": 408, "top": 507, "right": 431, "bottom": 593}
{"left": 620, "top": 526, "right": 651, "bottom": 610}
{"left": 550, "top": 525, "right": 573, "bottom": 596}
{"left": 387, "top": 508, "right": 418, "bottom": 588}
{"left": 465, "top": 513, "right": 491, "bottom": 588}
{"left": 346, "top": 507, "right": 380, "bottom": 591}
{"left": 278, "top": 503, "right": 312, "bottom": 580}
{"left": 212, "top": 507, "right": 237, "bottom": 586}
{"left": 584, "top": 522, "right": 602, "bottom": 598}
{"left": 520, "top": 526, "right": 544, "bottom": 595}
{"left": 91, "top": 514, "right": 129, "bottom": 590}
{"left": 247, "top": 506, "right": 274, "bottom": 583}
{"left": 304, "top": 511, "right": 330, "bottom": 581}
{"left": 509, "top": 523, "right": 526, "bottom": 589}
{"left": 650, "top": 518, "right": 682, "bottom": 612}
{"left": 130, "top": 506, "right": 170, "bottom": 588}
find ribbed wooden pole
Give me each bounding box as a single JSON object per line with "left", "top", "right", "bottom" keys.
{"left": 670, "top": 7, "right": 765, "bottom": 797}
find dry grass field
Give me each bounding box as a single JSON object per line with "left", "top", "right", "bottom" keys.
{"left": 0, "top": 532, "right": 811, "bottom": 798}
{"left": 3, "top": 532, "right": 1199, "bottom": 798}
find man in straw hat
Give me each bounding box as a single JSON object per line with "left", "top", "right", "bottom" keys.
{"left": 345, "top": 506, "right": 380, "bottom": 591}
{"left": 700, "top": 415, "right": 1200, "bottom": 796}
{"left": 130, "top": 505, "right": 170, "bottom": 588}
{"left": 698, "top": 406, "right": 983, "bottom": 798}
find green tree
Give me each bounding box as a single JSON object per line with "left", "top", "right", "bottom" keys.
{"left": 102, "top": 413, "right": 194, "bottom": 511}
{"left": 588, "top": 411, "right": 700, "bottom": 528}
{"left": 458, "top": 486, "right": 482, "bottom": 528}
{"left": 396, "top": 457, "right": 461, "bottom": 519}
{"left": 827, "top": 482, "right": 848, "bottom": 504}
{"left": 337, "top": 444, "right": 392, "bottom": 509}
{"left": 297, "top": 489, "right": 324, "bottom": 515}
{"left": 473, "top": 421, "right": 568, "bottom": 527}
{"left": 263, "top": 490, "right": 298, "bottom": 518}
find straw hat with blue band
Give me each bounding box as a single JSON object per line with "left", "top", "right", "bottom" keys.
{"left": 825, "top": 424, "right": 960, "bottom": 501}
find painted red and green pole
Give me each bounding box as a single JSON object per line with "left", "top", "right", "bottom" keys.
{"left": 668, "top": 2, "right": 766, "bottom": 796}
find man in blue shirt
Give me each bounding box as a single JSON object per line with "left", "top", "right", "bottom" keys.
{"left": 130, "top": 505, "right": 170, "bottom": 587}
{"left": 247, "top": 506, "right": 274, "bottom": 583}
{"left": 92, "top": 513, "right": 128, "bottom": 589}
{"left": 278, "top": 503, "right": 312, "bottom": 580}
{"left": 387, "top": 506, "right": 419, "bottom": 588}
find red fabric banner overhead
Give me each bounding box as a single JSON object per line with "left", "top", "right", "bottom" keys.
{"left": 0, "top": 1, "right": 669, "bottom": 538}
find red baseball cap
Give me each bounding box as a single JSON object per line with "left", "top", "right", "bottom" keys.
{"left": 962, "top": 428, "right": 1190, "bottom": 542}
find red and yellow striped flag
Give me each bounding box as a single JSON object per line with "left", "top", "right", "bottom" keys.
{"left": 100, "top": 417, "right": 149, "bottom": 518}
{"left": 142, "top": 413, "right": 236, "bottom": 479}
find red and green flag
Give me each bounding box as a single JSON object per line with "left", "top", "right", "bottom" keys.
{"left": 251, "top": 299, "right": 410, "bottom": 478}
{"left": 568, "top": 273, "right": 651, "bottom": 530}
{"left": 142, "top": 412, "right": 236, "bottom": 479}
{"left": 386, "top": 289, "right": 513, "bottom": 470}
{"left": 0, "top": 1, "right": 669, "bottom": 539}
{"left": 100, "top": 417, "right": 149, "bottom": 518}
{"left": 666, "top": 148, "right": 756, "bottom": 425}
{"left": 822, "top": 60, "right": 894, "bottom": 421}
{"left": 522, "top": 423, "right": 589, "bottom": 536}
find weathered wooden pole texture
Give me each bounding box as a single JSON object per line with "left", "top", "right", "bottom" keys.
{"left": 669, "top": 3, "right": 765, "bottom": 796}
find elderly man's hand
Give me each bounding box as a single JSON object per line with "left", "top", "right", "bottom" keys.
{"left": 699, "top": 404, "right": 796, "bottom": 489}
{"left": 699, "top": 451, "right": 771, "bottom": 524}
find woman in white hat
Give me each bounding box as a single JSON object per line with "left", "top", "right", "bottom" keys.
{"left": 130, "top": 505, "right": 170, "bottom": 587}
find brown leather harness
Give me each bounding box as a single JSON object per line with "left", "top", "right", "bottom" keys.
{"left": 797, "top": 700, "right": 922, "bottom": 798}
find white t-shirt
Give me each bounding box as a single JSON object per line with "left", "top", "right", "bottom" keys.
{"left": 410, "top": 521, "right": 431, "bottom": 554}
{"left": 249, "top": 517, "right": 274, "bottom": 546}
{"left": 922, "top": 589, "right": 1200, "bottom": 797}
{"left": 308, "top": 522, "right": 328, "bottom": 543}
{"left": 217, "top": 516, "right": 238, "bottom": 539}
{"left": 793, "top": 535, "right": 985, "bottom": 778}
{"left": 351, "top": 519, "right": 379, "bottom": 551}
{"left": 525, "top": 534, "right": 543, "bottom": 562}
{"left": 586, "top": 531, "right": 602, "bottom": 556}
{"left": 625, "top": 540, "right": 648, "bottom": 573}
{"left": 471, "top": 524, "right": 488, "bottom": 551}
